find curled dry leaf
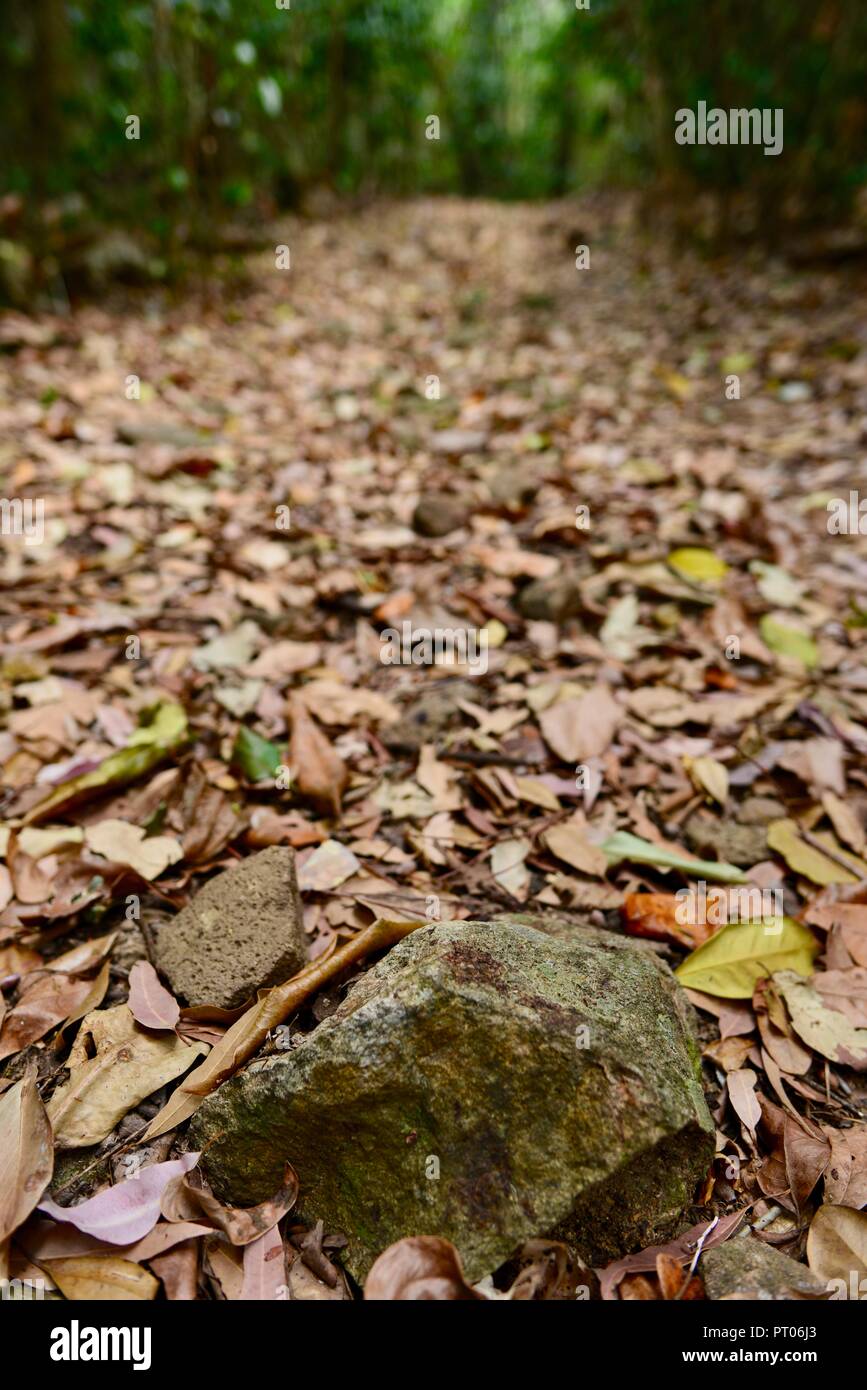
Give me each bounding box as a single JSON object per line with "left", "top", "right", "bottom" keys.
{"left": 364, "top": 1236, "right": 486, "bottom": 1300}
{"left": 161, "top": 1163, "right": 298, "bottom": 1247}
{"left": 127, "top": 960, "right": 180, "bottom": 1032}
{"left": 287, "top": 694, "right": 348, "bottom": 816}
{"left": 0, "top": 1065, "right": 53, "bottom": 1245}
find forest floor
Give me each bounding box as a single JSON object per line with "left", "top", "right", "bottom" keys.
{"left": 2, "top": 197, "right": 867, "bottom": 1300}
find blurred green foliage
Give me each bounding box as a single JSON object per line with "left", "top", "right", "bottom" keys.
{"left": 1, "top": 0, "right": 865, "bottom": 239}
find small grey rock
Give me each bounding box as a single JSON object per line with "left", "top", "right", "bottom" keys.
{"left": 701, "top": 1235, "right": 827, "bottom": 1300}
{"left": 154, "top": 846, "right": 306, "bottom": 1010}
{"left": 685, "top": 813, "right": 767, "bottom": 866}
{"left": 517, "top": 572, "right": 584, "bottom": 623}
{"left": 412, "top": 493, "right": 467, "bottom": 538}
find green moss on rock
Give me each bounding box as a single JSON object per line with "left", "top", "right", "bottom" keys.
{"left": 191, "top": 918, "right": 714, "bottom": 1282}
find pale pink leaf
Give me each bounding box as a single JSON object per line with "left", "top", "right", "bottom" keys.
{"left": 128, "top": 960, "right": 180, "bottom": 1032}
{"left": 239, "top": 1225, "right": 286, "bottom": 1301}
{"left": 38, "top": 1153, "right": 200, "bottom": 1245}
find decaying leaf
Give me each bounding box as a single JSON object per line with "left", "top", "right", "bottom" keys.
{"left": 38, "top": 1154, "right": 199, "bottom": 1245}
{"left": 48, "top": 1005, "right": 208, "bottom": 1147}
{"left": 773, "top": 970, "right": 867, "bottom": 1070}
{"left": 84, "top": 819, "right": 182, "bottom": 881}
{"left": 364, "top": 1235, "right": 486, "bottom": 1300}
{"left": 0, "top": 1066, "right": 53, "bottom": 1245}
{"left": 806, "top": 1205, "right": 867, "bottom": 1285}
{"left": 287, "top": 694, "right": 348, "bottom": 816}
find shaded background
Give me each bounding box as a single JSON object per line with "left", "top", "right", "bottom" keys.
{"left": 1, "top": 0, "right": 866, "bottom": 297}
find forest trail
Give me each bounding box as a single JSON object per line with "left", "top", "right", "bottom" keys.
{"left": 2, "top": 199, "right": 867, "bottom": 1301}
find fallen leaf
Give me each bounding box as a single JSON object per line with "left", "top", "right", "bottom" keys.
{"left": 85, "top": 819, "right": 182, "bottom": 880}
{"left": 39, "top": 1154, "right": 199, "bottom": 1245}
{"left": 759, "top": 615, "right": 818, "bottom": 669}
{"left": 0, "top": 1066, "right": 53, "bottom": 1244}
{"left": 163, "top": 1164, "right": 297, "bottom": 1247}
{"left": 22, "top": 701, "right": 187, "bottom": 825}
{"left": 240, "top": 1225, "right": 286, "bottom": 1300}
{"left": 773, "top": 970, "right": 867, "bottom": 1070}
{"left": 364, "top": 1236, "right": 486, "bottom": 1300}
{"left": 297, "top": 839, "right": 361, "bottom": 892}
{"left": 667, "top": 547, "right": 728, "bottom": 584}
{"left": 806, "top": 1205, "right": 867, "bottom": 1285}
{"left": 602, "top": 831, "right": 746, "bottom": 883}
{"left": 231, "top": 726, "right": 283, "bottom": 782}
{"left": 768, "top": 818, "right": 858, "bottom": 886}
{"left": 543, "top": 823, "right": 608, "bottom": 878}
{"left": 127, "top": 961, "right": 181, "bottom": 1033}
{"left": 675, "top": 919, "right": 819, "bottom": 998}
{"left": 48, "top": 1005, "right": 208, "bottom": 1147}
{"left": 538, "top": 684, "right": 621, "bottom": 763}
{"left": 727, "top": 1068, "right": 761, "bottom": 1133}
{"left": 43, "top": 1254, "right": 159, "bottom": 1301}
{"left": 287, "top": 694, "right": 348, "bottom": 816}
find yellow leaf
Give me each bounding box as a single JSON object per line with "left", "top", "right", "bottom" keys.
{"left": 684, "top": 755, "right": 729, "bottom": 806}
{"left": 675, "top": 918, "right": 819, "bottom": 998}
{"left": 767, "top": 818, "right": 858, "bottom": 885}
{"left": 667, "top": 548, "right": 728, "bottom": 584}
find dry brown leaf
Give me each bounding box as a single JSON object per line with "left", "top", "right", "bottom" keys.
{"left": 287, "top": 694, "right": 348, "bottom": 816}
{"left": 43, "top": 1254, "right": 159, "bottom": 1301}
{"left": 0, "top": 1066, "right": 53, "bottom": 1245}
{"left": 538, "top": 684, "right": 621, "bottom": 763}
{"left": 806, "top": 1205, "right": 867, "bottom": 1284}
{"left": 543, "top": 822, "right": 608, "bottom": 878}
{"left": 127, "top": 961, "right": 180, "bottom": 1033}
{"left": 364, "top": 1235, "right": 486, "bottom": 1300}
{"left": 48, "top": 1005, "right": 208, "bottom": 1148}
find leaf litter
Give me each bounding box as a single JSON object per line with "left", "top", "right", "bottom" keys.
{"left": 1, "top": 200, "right": 866, "bottom": 1300}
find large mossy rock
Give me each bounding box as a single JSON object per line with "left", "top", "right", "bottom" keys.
{"left": 191, "top": 918, "right": 714, "bottom": 1282}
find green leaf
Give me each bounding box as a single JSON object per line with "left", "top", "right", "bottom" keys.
{"left": 23, "top": 703, "right": 188, "bottom": 826}
{"left": 231, "top": 726, "right": 283, "bottom": 782}
{"left": 675, "top": 919, "right": 819, "bottom": 998}
{"left": 667, "top": 548, "right": 728, "bottom": 584}
{"left": 759, "top": 615, "right": 818, "bottom": 668}
{"left": 601, "top": 831, "right": 746, "bottom": 883}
